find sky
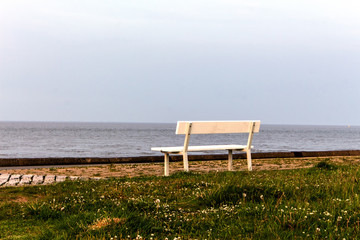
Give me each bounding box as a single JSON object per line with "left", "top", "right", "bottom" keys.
{"left": 0, "top": 0, "right": 359, "bottom": 125}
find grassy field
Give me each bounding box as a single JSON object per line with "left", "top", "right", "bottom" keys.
{"left": 1, "top": 159, "right": 360, "bottom": 239}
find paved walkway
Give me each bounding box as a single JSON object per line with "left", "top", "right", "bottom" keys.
{"left": 0, "top": 173, "right": 101, "bottom": 187}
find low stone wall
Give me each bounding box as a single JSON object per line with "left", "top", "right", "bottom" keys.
{"left": 0, "top": 150, "right": 359, "bottom": 167}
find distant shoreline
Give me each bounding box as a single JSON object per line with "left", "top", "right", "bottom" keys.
{"left": 1, "top": 121, "right": 359, "bottom": 127}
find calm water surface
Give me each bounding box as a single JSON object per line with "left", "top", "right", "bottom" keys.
{"left": 0, "top": 122, "right": 359, "bottom": 158}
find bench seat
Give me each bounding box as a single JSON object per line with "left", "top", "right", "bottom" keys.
{"left": 151, "top": 144, "right": 248, "bottom": 154}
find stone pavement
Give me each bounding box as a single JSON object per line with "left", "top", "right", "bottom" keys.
{"left": 0, "top": 173, "right": 101, "bottom": 187}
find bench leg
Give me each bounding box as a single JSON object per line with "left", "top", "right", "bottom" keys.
{"left": 164, "top": 153, "right": 170, "bottom": 176}
{"left": 228, "top": 150, "right": 233, "bottom": 171}
{"left": 246, "top": 150, "right": 252, "bottom": 171}
{"left": 183, "top": 153, "right": 189, "bottom": 172}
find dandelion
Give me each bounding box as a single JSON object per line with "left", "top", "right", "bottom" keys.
{"left": 243, "top": 193, "right": 247, "bottom": 198}
{"left": 260, "top": 195, "right": 264, "bottom": 200}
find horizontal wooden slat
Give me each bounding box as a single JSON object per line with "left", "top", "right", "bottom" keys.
{"left": 151, "top": 144, "right": 249, "bottom": 153}
{"left": 176, "top": 121, "right": 260, "bottom": 134}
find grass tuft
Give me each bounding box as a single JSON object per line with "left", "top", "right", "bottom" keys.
{"left": 315, "top": 161, "right": 338, "bottom": 170}
{"left": 198, "top": 184, "right": 286, "bottom": 207}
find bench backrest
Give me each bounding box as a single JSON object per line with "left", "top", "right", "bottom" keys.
{"left": 176, "top": 121, "right": 261, "bottom": 152}
{"left": 176, "top": 121, "right": 261, "bottom": 135}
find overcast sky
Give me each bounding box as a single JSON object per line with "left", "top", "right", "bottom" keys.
{"left": 0, "top": 0, "right": 359, "bottom": 125}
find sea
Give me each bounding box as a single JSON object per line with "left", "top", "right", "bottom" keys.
{"left": 0, "top": 122, "right": 359, "bottom": 158}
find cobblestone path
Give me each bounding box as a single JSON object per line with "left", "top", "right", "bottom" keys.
{"left": 0, "top": 173, "right": 101, "bottom": 187}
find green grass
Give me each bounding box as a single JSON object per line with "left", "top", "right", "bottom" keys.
{"left": 2, "top": 163, "right": 360, "bottom": 239}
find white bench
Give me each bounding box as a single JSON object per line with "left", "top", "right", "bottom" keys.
{"left": 151, "top": 120, "right": 261, "bottom": 176}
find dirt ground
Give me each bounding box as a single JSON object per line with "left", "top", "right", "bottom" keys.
{"left": 1, "top": 156, "right": 360, "bottom": 178}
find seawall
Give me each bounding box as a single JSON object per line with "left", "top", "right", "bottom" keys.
{"left": 0, "top": 150, "right": 359, "bottom": 167}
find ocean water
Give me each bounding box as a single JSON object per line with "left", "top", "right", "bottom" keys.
{"left": 0, "top": 122, "right": 359, "bottom": 158}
